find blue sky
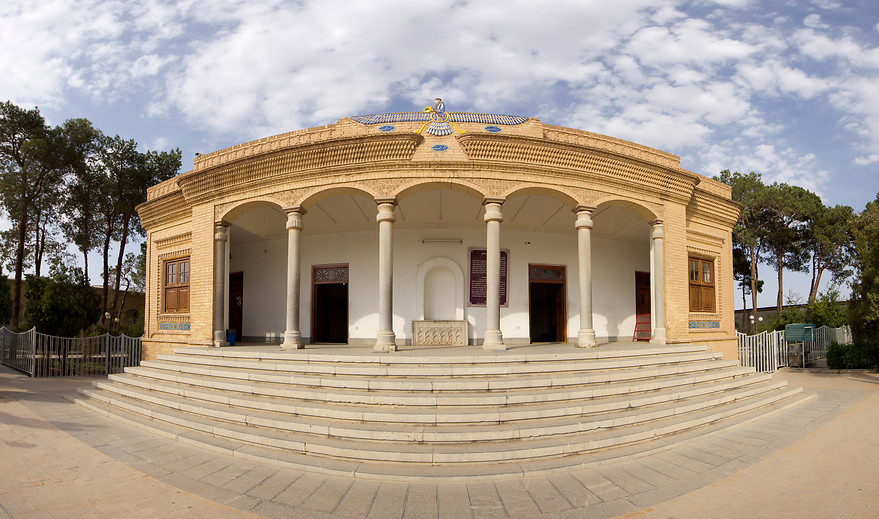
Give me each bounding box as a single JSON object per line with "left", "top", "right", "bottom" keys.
{"left": 2, "top": 0, "right": 878, "bottom": 307}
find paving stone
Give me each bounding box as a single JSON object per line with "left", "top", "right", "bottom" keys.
{"left": 402, "top": 483, "right": 438, "bottom": 519}
{"left": 334, "top": 479, "right": 381, "bottom": 518}
{"left": 246, "top": 469, "right": 305, "bottom": 501}
{"left": 273, "top": 472, "right": 327, "bottom": 507}
{"left": 366, "top": 482, "right": 408, "bottom": 519}
{"left": 596, "top": 465, "right": 655, "bottom": 495}
{"left": 436, "top": 483, "right": 473, "bottom": 519}
{"left": 302, "top": 477, "right": 354, "bottom": 513}
{"left": 495, "top": 479, "right": 541, "bottom": 517}
{"left": 523, "top": 477, "right": 572, "bottom": 514}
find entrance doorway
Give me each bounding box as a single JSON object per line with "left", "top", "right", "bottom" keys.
{"left": 229, "top": 272, "right": 243, "bottom": 343}
{"left": 528, "top": 265, "right": 566, "bottom": 343}
{"left": 312, "top": 264, "right": 349, "bottom": 343}
{"left": 635, "top": 271, "right": 650, "bottom": 314}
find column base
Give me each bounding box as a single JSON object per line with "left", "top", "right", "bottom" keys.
{"left": 576, "top": 329, "right": 596, "bottom": 348}
{"left": 213, "top": 331, "right": 228, "bottom": 348}
{"left": 281, "top": 331, "right": 305, "bottom": 350}
{"left": 374, "top": 331, "right": 397, "bottom": 353}
{"left": 650, "top": 328, "right": 667, "bottom": 345}
{"left": 482, "top": 330, "right": 506, "bottom": 351}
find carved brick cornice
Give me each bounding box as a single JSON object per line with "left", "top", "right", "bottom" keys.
{"left": 193, "top": 123, "right": 340, "bottom": 171}
{"left": 688, "top": 186, "right": 741, "bottom": 227}
{"left": 154, "top": 232, "right": 192, "bottom": 249}
{"left": 176, "top": 133, "right": 423, "bottom": 205}
{"left": 543, "top": 126, "right": 681, "bottom": 169}
{"left": 456, "top": 133, "right": 699, "bottom": 204}
{"left": 686, "top": 229, "right": 725, "bottom": 248}
{"left": 137, "top": 190, "right": 191, "bottom": 230}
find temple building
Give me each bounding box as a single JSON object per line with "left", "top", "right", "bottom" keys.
{"left": 137, "top": 105, "right": 740, "bottom": 360}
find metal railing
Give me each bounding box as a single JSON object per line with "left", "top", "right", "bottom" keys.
{"left": 737, "top": 325, "right": 852, "bottom": 373}
{"left": 0, "top": 326, "right": 141, "bottom": 377}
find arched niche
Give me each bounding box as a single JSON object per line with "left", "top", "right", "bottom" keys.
{"left": 415, "top": 257, "right": 465, "bottom": 321}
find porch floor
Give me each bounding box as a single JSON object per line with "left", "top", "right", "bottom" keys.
{"left": 219, "top": 339, "right": 671, "bottom": 357}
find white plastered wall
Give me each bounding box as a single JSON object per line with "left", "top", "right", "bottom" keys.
{"left": 229, "top": 224, "right": 651, "bottom": 344}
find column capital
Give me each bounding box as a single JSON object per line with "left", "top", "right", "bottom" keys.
{"left": 375, "top": 198, "right": 397, "bottom": 223}
{"left": 214, "top": 223, "right": 229, "bottom": 242}
{"left": 575, "top": 208, "right": 593, "bottom": 230}
{"left": 285, "top": 208, "right": 305, "bottom": 230}
{"left": 483, "top": 198, "right": 504, "bottom": 223}
{"left": 651, "top": 220, "right": 664, "bottom": 240}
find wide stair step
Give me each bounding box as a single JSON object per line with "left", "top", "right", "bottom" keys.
{"left": 73, "top": 344, "right": 811, "bottom": 479}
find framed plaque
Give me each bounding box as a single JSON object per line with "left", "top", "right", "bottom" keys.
{"left": 468, "top": 248, "right": 508, "bottom": 306}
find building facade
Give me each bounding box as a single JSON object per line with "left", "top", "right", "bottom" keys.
{"left": 137, "top": 108, "right": 740, "bottom": 360}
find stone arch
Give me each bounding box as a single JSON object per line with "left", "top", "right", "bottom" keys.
{"left": 593, "top": 198, "right": 660, "bottom": 222}
{"left": 415, "top": 257, "right": 465, "bottom": 321}
{"left": 217, "top": 198, "right": 286, "bottom": 224}
{"left": 502, "top": 185, "right": 580, "bottom": 208}
{"left": 296, "top": 186, "right": 380, "bottom": 210}
{"left": 394, "top": 179, "right": 487, "bottom": 203}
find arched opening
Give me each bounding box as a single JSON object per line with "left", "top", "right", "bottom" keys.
{"left": 224, "top": 202, "right": 287, "bottom": 343}
{"left": 591, "top": 201, "right": 653, "bottom": 342}
{"left": 503, "top": 190, "right": 577, "bottom": 344}
{"left": 424, "top": 267, "right": 456, "bottom": 320}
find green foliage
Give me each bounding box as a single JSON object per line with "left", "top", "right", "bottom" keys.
{"left": 848, "top": 194, "right": 879, "bottom": 347}
{"left": 0, "top": 273, "right": 11, "bottom": 325}
{"left": 826, "top": 341, "right": 878, "bottom": 370}
{"left": 804, "top": 289, "right": 847, "bottom": 328}
{"left": 805, "top": 204, "right": 855, "bottom": 302}
{"left": 23, "top": 260, "right": 101, "bottom": 336}
{"left": 759, "top": 307, "right": 805, "bottom": 332}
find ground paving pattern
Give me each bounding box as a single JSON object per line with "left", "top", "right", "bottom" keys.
{"left": 1, "top": 366, "right": 877, "bottom": 519}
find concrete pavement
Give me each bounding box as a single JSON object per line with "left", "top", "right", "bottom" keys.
{"left": 1, "top": 365, "right": 877, "bottom": 519}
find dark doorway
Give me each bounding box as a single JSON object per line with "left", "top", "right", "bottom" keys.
{"left": 528, "top": 265, "right": 566, "bottom": 343}
{"left": 312, "top": 264, "right": 349, "bottom": 344}
{"left": 635, "top": 271, "right": 651, "bottom": 315}
{"left": 229, "top": 271, "right": 243, "bottom": 343}
{"left": 633, "top": 271, "right": 651, "bottom": 341}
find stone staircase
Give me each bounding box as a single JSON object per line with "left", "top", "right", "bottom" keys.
{"left": 72, "top": 344, "right": 809, "bottom": 480}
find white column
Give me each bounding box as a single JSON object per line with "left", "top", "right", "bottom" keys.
{"left": 282, "top": 208, "right": 305, "bottom": 349}
{"left": 651, "top": 220, "right": 667, "bottom": 345}
{"left": 375, "top": 199, "right": 397, "bottom": 352}
{"left": 482, "top": 199, "right": 506, "bottom": 351}
{"left": 576, "top": 207, "right": 596, "bottom": 348}
{"left": 213, "top": 223, "right": 229, "bottom": 347}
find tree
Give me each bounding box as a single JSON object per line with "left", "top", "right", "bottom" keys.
{"left": 23, "top": 261, "right": 101, "bottom": 336}
{"left": 804, "top": 204, "right": 854, "bottom": 302}
{"left": 804, "top": 288, "right": 847, "bottom": 328}
{"left": 759, "top": 183, "right": 820, "bottom": 313}
{"left": 0, "top": 273, "right": 11, "bottom": 326}
{"left": 733, "top": 244, "right": 763, "bottom": 331}
{"left": 848, "top": 194, "right": 879, "bottom": 352}
{"left": 716, "top": 170, "right": 773, "bottom": 330}
{"left": 0, "top": 101, "right": 64, "bottom": 328}
{"left": 58, "top": 118, "right": 103, "bottom": 281}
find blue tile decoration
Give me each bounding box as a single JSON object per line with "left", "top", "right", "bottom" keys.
{"left": 485, "top": 125, "right": 502, "bottom": 133}
{"left": 688, "top": 321, "right": 720, "bottom": 329}
{"left": 431, "top": 144, "right": 449, "bottom": 152}
{"left": 378, "top": 125, "right": 395, "bottom": 132}
{"left": 351, "top": 112, "right": 528, "bottom": 136}
{"left": 159, "top": 322, "right": 191, "bottom": 331}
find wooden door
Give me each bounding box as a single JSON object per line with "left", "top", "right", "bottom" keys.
{"left": 229, "top": 272, "right": 243, "bottom": 343}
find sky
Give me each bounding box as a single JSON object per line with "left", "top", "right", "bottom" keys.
{"left": 1, "top": 0, "right": 878, "bottom": 308}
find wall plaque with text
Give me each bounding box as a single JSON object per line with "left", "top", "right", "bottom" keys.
{"left": 468, "top": 248, "right": 508, "bottom": 306}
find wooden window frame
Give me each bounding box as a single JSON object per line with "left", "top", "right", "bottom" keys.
{"left": 688, "top": 255, "right": 716, "bottom": 313}
{"left": 163, "top": 257, "right": 190, "bottom": 314}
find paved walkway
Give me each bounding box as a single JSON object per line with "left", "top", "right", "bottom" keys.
{"left": 1, "top": 366, "right": 877, "bottom": 519}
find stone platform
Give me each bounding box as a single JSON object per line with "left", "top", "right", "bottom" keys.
{"left": 71, "top": 342, "right": 808, "bottom": 481}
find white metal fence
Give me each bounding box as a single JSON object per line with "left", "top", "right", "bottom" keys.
{"left": 0, "top": 326, "right": 141, "bottom": 377}
{"left": 737, "top": 325, "right": 852, "bottom": 373}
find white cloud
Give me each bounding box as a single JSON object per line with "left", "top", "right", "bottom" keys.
{"left": 803, "top": 14, "right": 828, "bottom": 29}
{"left": 854, "top": 154, "right": 879, "bottom": 165}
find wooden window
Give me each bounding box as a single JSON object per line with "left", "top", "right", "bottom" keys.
{"left": 163, "top": 257, "right": 190, "bottom": 313}
{"left": 688, "top": 256, "right": 715, "bottom": 312}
